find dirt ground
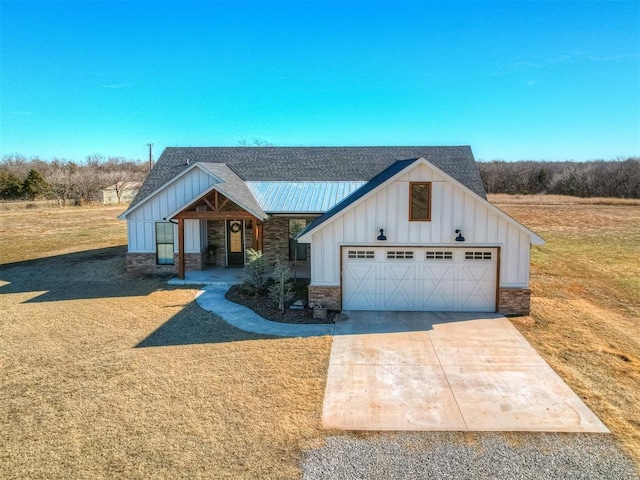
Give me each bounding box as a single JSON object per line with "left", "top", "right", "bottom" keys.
{"left": 1, "top": 198, "right": 639, "bottom": 477}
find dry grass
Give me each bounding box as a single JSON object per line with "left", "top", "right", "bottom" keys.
{"left": 1, "top": 199, "right": 639, "bottom": 477}
{"left": 0, "top": 206, "right": 332, "bottom": 479}
{"left": 0, "top": 205, "right": 128, "bottom": 263}
{"left": 493, "top": 196, "right": 640, "bottom": 468}
{"left": 488, "top": 193, "right": 640, "bottom": 206}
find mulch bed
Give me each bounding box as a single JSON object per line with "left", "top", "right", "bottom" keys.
{"left": 225, "top": 281, "right": 335, "bottom": 324}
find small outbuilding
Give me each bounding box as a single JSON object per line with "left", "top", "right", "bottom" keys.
{"left": 99, "top": 181, "right": 141, "bottom": 205}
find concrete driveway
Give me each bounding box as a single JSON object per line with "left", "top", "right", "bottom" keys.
{"left": 322, "top": 311, "right": 609, "bottom": 432}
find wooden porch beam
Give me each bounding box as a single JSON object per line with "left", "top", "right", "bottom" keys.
{"left": 174, "top": 211, "right": 257, "bottom": 220}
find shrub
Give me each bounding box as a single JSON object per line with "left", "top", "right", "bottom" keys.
{"left": 268, "top": 260, "right": 294, "bottom": 313}
{"left": 242, "top": 248, "right": 267, "bottom": 294}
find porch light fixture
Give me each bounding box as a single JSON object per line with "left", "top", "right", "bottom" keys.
{"left": 455, "top": 229, "right": 465, "bottom": 242}
{"left": 377, "top": 229, "right": 387, "bottom": 241}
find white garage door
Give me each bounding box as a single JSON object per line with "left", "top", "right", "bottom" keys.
{"left": 342, "top": 247, "right": 497, "bottom": 312}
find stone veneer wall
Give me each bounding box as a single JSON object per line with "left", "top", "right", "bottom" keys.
{"left": 126, "top": 252, "right": 203, "bottom": 274}
{"left": 207, "top": 220, "right": 226, "bottom": 266}
{"left": 184, "top": 253, "right": 204, "bottom": 271}
{"left": 262, "top": 216, "right": 317, "bottom": 264}
{"left": 498, "top": 287, "right": 531, "bottom": 316}
{"left": 126, "top": 253, "right": 176, "bottom": 274}
{"left": 308, "top": 286, "right": 341, "bottom": 311}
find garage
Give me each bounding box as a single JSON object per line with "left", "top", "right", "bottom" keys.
{"left": 342, "top": 247, "right": 498, "bottom": 312}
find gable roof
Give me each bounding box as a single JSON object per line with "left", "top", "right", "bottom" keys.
{"left": 298, "top": 157, "right": 545, "bottom": 245}
{"left": 162, "top": 163, "right": 268, "bottom": 221}
{"left": 300, "top": 158, "right": 420, "bottom": 237}
{"left": 197, "top": 163, "right": 267, "bottom": 219}
{"left": 129, "top": 146, "right": 485, "bottom": 210}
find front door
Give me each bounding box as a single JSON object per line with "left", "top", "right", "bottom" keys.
{"left": 227, "top": 220, "right": 245, "bottom": 266}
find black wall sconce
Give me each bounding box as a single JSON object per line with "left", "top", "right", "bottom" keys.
{"left": 455, "top": 229, "right": 465, "bottom": 242}
{"left": 377, "top": 228, "right": 387, "bottom": 241}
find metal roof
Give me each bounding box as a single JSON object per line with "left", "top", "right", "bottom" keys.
{"left": 247, "top": 181, "right": 366, "bottom": 213}
{"left": 300, "top": 159, "right": 418, "bottom": 238}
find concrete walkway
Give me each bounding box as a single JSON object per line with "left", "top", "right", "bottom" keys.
{"left": 195, "top": 284, "right": 334, "bottom": 338}
{"left": 322, "top": 311, "right": 609, "bottom": 433}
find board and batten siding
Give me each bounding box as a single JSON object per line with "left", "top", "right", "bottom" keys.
{"left": 309, "top": 162, "right": 531, "bottom": 288}
{"left": 126, "top": 167, "right": 216, "bottom": 254}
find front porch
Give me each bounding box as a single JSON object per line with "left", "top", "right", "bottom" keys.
{"left": 170, "top": 180, "right": 267, "bottom": 279}
{"left": 167, "top": 263, "right": 311, "bottom": 286}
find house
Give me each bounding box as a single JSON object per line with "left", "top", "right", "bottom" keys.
{"left": 118, "top": 146, "right": 544, "bottom": 315}
{"left": 99, "top": 181, "right": 141, "bottom": 205}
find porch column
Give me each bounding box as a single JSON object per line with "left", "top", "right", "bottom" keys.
{"left": 255, "top": 222, "right": 263, "bottom": 252}
{"left": 252, "top": 221, "right": 259, "bottom": 251}
{"left": 178, "top": 218, "right": 185, "bottom": 279}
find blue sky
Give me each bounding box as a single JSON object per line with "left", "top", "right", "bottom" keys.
{"left": 1, "top": 1, "right": 638, "bottom": 162}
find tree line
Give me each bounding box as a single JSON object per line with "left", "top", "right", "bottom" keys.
{"left": 3, "top": 153, "right": 639, "bottom": 203}
{"left": 478, "top": 158, "right": 640, "bottom": 198}
{"left": 0, "top": 154, "right": 149, "bottom": 205}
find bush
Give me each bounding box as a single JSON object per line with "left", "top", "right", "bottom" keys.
{"left": 242, "top": 249, "right": 267, "bottom": 294}
{"left": 268, "top": 260, "right": 294, "bottom": 313}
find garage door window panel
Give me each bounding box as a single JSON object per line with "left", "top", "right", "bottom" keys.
{"left": 387, "top": 251, "right": 414, "bottom": 260}
{"left": 426, "top": 251, "right": 453, "bottom": 260}
{"left": 410, "top": 182, "right": 431, "bottom": 221}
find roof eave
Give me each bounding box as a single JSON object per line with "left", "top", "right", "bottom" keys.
{"left": 163, "top": 183, "right": 268, "bottom": 222}
{"left": 299, "top": 157, "right": 545, "bottom": 245}
{"left": 118, "top": 163, "right": 221, "bottom": 220}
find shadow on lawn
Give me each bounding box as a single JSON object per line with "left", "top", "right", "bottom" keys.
{"left": 0, "top": 246, "right": 173, "bottom": 302}
{"left": 135, "top": 300, "right": 273, "bottom": 347}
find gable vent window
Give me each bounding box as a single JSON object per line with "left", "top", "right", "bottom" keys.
{"left": 410, "top": 182, "right": 432, "bottom": 222}
{"left": 465, "top": 251, "right": 492, "bottom": 260}
{"left": 348, "top": 250, "right": 375, "bottom": 259}
{"left": 426, "top": 251, "right": 453, "bottom": 260}
{"left": 386, "top": 251, "right": 414, "bottom": 260}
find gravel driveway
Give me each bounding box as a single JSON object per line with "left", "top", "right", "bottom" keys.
{"left": 302, "top": 432, "right": 639, "bottom": 480}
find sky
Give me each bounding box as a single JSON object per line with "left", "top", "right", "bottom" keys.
{"left": 1, "top": 1, "right": 639, "bottom": 163}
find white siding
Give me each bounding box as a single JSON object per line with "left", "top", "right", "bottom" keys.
{"left": 309, "top": 162, "right": 532, "bottom": 288}
{"left": 126, "top": 167, "right": 215, "bottom": 253}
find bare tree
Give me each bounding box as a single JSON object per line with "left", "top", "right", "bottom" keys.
{"left": 237, "top": 137, "right": 275, "bottom": 146}
{"left": 45, "top": 160, "right": 77, "bottom": 206}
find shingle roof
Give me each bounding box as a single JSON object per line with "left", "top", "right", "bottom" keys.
{"left": 198, "top": 163, "right": 266, "bottom": 219}
{"left": 300, "top": 158, "right": 420, "bottom": 238}
{"left": 130, "top": 146, "right": 485, "bottom": 209}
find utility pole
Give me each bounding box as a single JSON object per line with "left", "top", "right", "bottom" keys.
{"left": 146, "top": 143, "right": 153, "bottom": 171}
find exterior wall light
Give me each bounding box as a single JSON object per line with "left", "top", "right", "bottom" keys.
{"left": 455, "top": 229, "right": 465, "bottom": 242}
{"left": 377, "top": 229, "right": 387, "bottom": 241}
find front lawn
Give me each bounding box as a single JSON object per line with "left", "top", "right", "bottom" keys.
{"left": 1, "top": 199, "right": 639, "bottom": 476}
{"left": 0, "top": 206, "right": 332, "bottom": 479}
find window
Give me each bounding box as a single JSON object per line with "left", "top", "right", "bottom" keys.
{"left": 426, "top": 251, "right": 453, "bottom": 260}
{"left": 410, "top": 182, "right": 431, "bottom": 221}
{"left": 156, "top": 222, "right": 174, "bottom": 265}
{"left": 386, "top": 251, "right": 414, "bottom": 259}
{"left": 347, "top": 250, "right": 375, "bottom": 259}
{"left": 289, "top": 219, "right": 307, "bottom": 260}
{"left": 465, "top": 251, "right": 492, "bottom": 260}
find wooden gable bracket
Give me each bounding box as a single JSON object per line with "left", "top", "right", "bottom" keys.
{"left": 203, "top": 197, "right": 215, "bottom": 211}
